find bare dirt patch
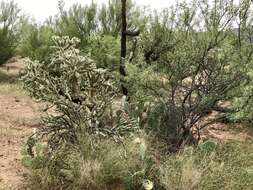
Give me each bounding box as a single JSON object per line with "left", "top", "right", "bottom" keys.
{"left": 0, "top": 60, "right": 42, "bottom": 190}
{"left": 198, "top": 111, "right": 252, "bottom": 142}
{"left": 202, "top": 122, "right": 253, "bottom": 142}
{"left": 0, "top": 95, "right": 42, "bottom": 189}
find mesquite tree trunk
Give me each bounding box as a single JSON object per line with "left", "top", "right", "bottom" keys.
{"left": 119, "top": 0, "right": 140, "bottom": 99}
{"left": 120, "top": 0, "right": 128, "bottom": 97}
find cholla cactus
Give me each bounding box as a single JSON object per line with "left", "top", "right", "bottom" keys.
{"left": 21, "top": 36, "right": 127, "bottom": 150}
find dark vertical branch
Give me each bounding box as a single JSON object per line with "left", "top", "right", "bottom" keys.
{"left": 119, "top": 0, "right": 140, "bottom": 98}
{"left": 129, "top": 36, "right": 138, "bottom": 62}
{"left": 119, "top": 0, "right": 128, "bottom": 97}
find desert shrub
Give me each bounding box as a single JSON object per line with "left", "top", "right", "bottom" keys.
{"left": 18, "top": 1, "right": 98, "bottom": 62}
{"left": 223, "top": 0, "right": 253, "bottom": 124}
{"left": 229, "top": 60, "right": 253, "bottom": 124}
{"left": 22, "top": 135, "right": 253, "bottom": 190}
{"left": 129, "top": 0, "right": 253, "bottom": 151}
{"left": 89, "top": 35, "right": 120, "bottom": 70}
{"left": 22, "top": 133, "right": 160, "bottom": 190}
{"left": 98, "top": 0, "right": 146, "bottom": 36}
{"left": 0, "top": 0, "right": 20, "bottom": 64}
{"left": 56, "top": 1, "right": 97, "bottom": 50}
{"left": 17, "top": 20, "right": 55, "bottom": 62}
{"left": 159, "top": 141, "right": 253, "bottom": 190}
{"left": 229, "top": 80, "right": 253, "bottom": 124}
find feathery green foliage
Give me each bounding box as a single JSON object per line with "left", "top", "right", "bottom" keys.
{"left": 0, "top": 0, "right": 20, "bottom": 64}
{"left": 129, "top": 0, "right": 253, "bottom": 151}
{"left": 17, "top": 19, "right": 54, "bottom": 61}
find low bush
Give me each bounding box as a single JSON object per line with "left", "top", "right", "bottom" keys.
{"left": 128, "top": 0, "right": 253, "bottom": 152}
{"left": 22, "top": 134, "right": 159, "bottom": 190}
{"left": 89, "top": 35, "right": 120, "bottom": 71}
{"left": 22, "top": 136, "right": 253, "bottom": 190}
{"left": 17, "top": 21, "right": 55, "bottom": 62}
{"left": 229, "top": 67, "right": 253, "bottom": 124}
{"left": 159, "top": 141, "right": 253, "bottom": 190}
{"left": 0, "top": 0, "right": 20, "bottom": 64}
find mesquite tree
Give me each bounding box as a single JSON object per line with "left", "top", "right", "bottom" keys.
{"left": 137, "top": 0, "right": 253, "bottom": 152}
{"left": 0, "top": 0, "right": 20, "bottom": 64}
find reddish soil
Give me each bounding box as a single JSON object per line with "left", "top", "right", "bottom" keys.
{"left": 0, "top": 60, "right": 42, "bottom": 189}
{"left": 202, "top": 122, "right": 253, "bottom": 142}
{"left": 0, "top": 96, "right": 42, "bottom": 190}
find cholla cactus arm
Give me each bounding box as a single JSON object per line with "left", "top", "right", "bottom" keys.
{"left": 21, "top": 36, "right": 138, "bottom": 150}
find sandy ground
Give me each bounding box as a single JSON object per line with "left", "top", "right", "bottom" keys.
{"left": 202, "top": 122, "right": 252, "bottom": 142}
{"left": 0, "top": 60, "right": 42, "bottom": 190}
{"left": 0, "top": 95, "right": 41, "bottom": 189}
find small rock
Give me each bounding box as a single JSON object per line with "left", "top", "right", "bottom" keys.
{"left": 14, "top": 98, "right": 20, "bottom": 102}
